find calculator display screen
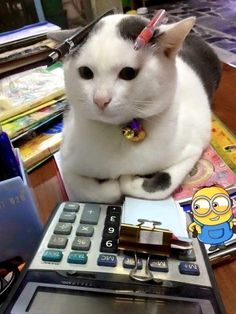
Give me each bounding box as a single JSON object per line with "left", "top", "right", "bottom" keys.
{"left": 28, "top": 287, "right": 203, "bottom": 314}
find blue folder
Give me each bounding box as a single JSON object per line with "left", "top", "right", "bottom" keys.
{"left": 0, "top": 176, "right": 42, "bottom": 263}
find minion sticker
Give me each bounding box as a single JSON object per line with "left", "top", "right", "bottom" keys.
{"left": 188, "top": 186, "right": 236, "bottom": 251}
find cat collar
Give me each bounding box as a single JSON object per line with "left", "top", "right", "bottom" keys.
{"left": 122, "top": 119, "right": 146, "bottom": 142}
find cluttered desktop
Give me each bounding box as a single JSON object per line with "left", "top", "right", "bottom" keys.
{"left": 1, "top": 3, "right": 236, "bottom": 314}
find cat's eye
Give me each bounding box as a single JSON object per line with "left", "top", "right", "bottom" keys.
{"left": 78, "top": 66, "right": 94, "bottom": 79}
{"left": 118, "top": 67, "right": 139, "bottom": 80}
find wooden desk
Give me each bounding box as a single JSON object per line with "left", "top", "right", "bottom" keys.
{"left": 28, "top": 63, "right": 236, "bottom": 314}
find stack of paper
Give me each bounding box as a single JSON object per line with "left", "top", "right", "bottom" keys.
{"left": 122, "top": 197, "right": 192, "bottom": 250}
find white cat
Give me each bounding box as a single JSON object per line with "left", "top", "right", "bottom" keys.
{"left": 52, "top": 14, "right": 221, "bottom": 203}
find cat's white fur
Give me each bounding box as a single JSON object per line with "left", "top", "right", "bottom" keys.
{"left": 60, "top": 14, "right": 212, "bottom": 202}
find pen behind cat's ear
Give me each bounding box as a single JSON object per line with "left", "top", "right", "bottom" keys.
{"left": 155, "top": 17, "right": 196, "bottom": 58}
{"left": 47, "top": 27, "right": 82, "bottom": 42}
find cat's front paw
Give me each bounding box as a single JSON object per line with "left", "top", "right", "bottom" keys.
{"left": 119, "top": 172, "right": 172, "bottom": 200}
{"left": 119, "top": 175, "right": 144, "bottom": 195}
{"left": 62, "top": 171, "right": 122, "bottom": 203}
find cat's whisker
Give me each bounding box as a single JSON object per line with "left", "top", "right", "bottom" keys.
{"left": 130, "top": 99, "right": 156, "bottom": 104}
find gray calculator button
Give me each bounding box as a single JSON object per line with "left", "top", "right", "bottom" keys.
{"left": 63, "top": 202, "right": 80, "bottom": 212}
{"left": 76, "top": 224, "right": 94, "bottom": 237}
{"left": 72, "top": 237, "right": 91, "bottom": 251}
{"left": 59, "top": 212, "right": 76, "bottom": 223}
{"left": 149, "top": 258, "right": 169, "bottom": 272}
{"left": 178, "top": 249, "right": 196, "bottom": 262}
{"left": 48, "top": 235, "right": 68, "bottom": 249}
{"left": 123, "top": 257, "right": 142, "bottom": 269}
{"left": 54, "top": 222, "right": 72, "bottom": 235}
{"left": 80, "top": 204, "right": 101, "bottom": 225}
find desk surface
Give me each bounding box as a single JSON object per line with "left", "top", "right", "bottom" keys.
{"left": 28, "top": 63, "right": 236, "bottom": 314}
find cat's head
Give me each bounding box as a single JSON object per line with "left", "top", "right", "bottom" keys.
{"left": 51, "top": 14, "right": 195, "bottom": 125}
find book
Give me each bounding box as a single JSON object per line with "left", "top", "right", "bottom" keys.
{"left": 0, "top": 63, "right": 65, "bottom": 122}
{"left": 2, "top": 98, "right": 67, "bottom": 140}
{"left": 0, "top": 39, "right": 57, "bottom": 76}
{"left": 173, "top": 145, "right": 236, "bottom": 205}
{"left": 211, "top": 114, "right": 236, "bottom": 173}
{"left": 18, "top": 119, "right": 63, "bottom": 171}
{"left": 0, "top": 21, "right": 60, "bottom": 47}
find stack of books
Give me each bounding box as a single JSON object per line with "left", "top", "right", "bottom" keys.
{"left": 0, "top": 21, "right": 60, "bottom": 77}
{"left": 0, "top": 62, "right": 66, "bottom": 171}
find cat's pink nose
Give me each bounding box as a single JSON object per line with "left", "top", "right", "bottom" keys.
{"left": 93, "top": 90, "right": 111, "bottom": 110}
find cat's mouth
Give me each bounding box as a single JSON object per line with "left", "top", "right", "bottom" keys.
{"left": 93, "top": 111, "right": 133, "bottom": 125}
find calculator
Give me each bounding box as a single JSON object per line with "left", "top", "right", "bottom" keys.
{"left": 2, "top": 202, "right": 226, "bottom": 314}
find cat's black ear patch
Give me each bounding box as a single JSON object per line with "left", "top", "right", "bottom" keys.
{"left": 117, "top": 16, "right": 148, "bottom": 42}
{"left": 142, "top": 172, "right": 171, "bottom": 193}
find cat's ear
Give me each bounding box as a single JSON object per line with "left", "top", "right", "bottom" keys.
{"left": 47, "top": 27, "right": 82, "bottom": 42}
{"left": 156, "top": 17, "right": 196, "bottom": 58}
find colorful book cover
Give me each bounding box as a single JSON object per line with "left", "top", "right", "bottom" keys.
{"left": 0, "top": 63, "right": 65, "bottom": 122}
{"left": 210, "top": 114, "right": 236, "bottom": 172}
{"left": 173, "top": 145, "right": 236, "bottom": 204}
{"left": 2, "top": 99, "right": 67, "bottom": 139}
{"left": 18, "top": 120, "right": 63, "bottom": 171}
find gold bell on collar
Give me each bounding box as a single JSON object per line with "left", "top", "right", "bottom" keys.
{"left": 122, "top": 119, "right": 146, "bottom": 142}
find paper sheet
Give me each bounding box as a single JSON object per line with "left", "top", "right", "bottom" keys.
{"left": 123, "top": 197, "right": 189, "bottom": 240}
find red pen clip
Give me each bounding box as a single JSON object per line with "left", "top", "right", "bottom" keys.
{"left": 134, "top": 9, "right": 168, "bottom": 50}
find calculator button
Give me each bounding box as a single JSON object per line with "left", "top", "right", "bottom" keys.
{"left": 72, "top": 237, "right": 91, "bottom": 251}
{"left": 149, "top": 258, "right": 169, "bottom": 272}
{"left": 76, "top": 224, "right": 94, "bottom": 237}
{"left": 59, "top": 212, "right": 76, "bottom": 223}
{"left": 178, "top": 249, "right": 196, "bottom": 262}
{"left": 106, "top": 205, "right": 122, "bottom": 215}
{"left": 103, "top": 224, "right": 119, "bottom": 238}
{"left": 48, "top": 235, "right": 68, "bottom": 249}
{"left": 179, "top": 262, "right": 200, "bottom": 276}
{"left": 80, "top": 204, "right": 101, "bottom": 225}
{"left": 63, "top": 202, "right": 80, "bottom": 212}
{"left": 123, "top": 257, "right": 143, "bottom": 269}
{"left": 42, "top": 250, "right": 63, "bottom": 262}
{"left": 97, "top": 254, "right": 117, "bottom": 267}
{"left": 67, "top": 252, "right": 88, "bottom": 264}
{"left": 54, "top": 222, "right": 72, "bottom": 235}
{"left": 100, "top": 237, "right": 118, "bottom": 253}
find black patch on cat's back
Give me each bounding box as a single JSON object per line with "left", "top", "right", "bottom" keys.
{"left": 117, "top": 16, "right": 148, "bottom": 42}
{"left": 179, "top": 34, "right": 222, "bottom": 101}
{"left": 142, "top": 172, "right": 171, "bottom": 193}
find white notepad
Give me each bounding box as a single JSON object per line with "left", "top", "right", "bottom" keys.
{"left": 122, "top": 196, "right": 190, "bottom": 241}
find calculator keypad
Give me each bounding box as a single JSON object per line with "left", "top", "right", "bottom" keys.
{"left": 31, "top": 202, "right": 211, "bottom": 287}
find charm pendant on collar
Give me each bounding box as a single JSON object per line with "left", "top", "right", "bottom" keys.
{"left": 122, "top": 119, "right": 146, "bottom": 142}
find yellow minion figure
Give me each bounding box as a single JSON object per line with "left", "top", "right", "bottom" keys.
{"left": 188, "top": 186, "right": 236, "bottom": 251}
